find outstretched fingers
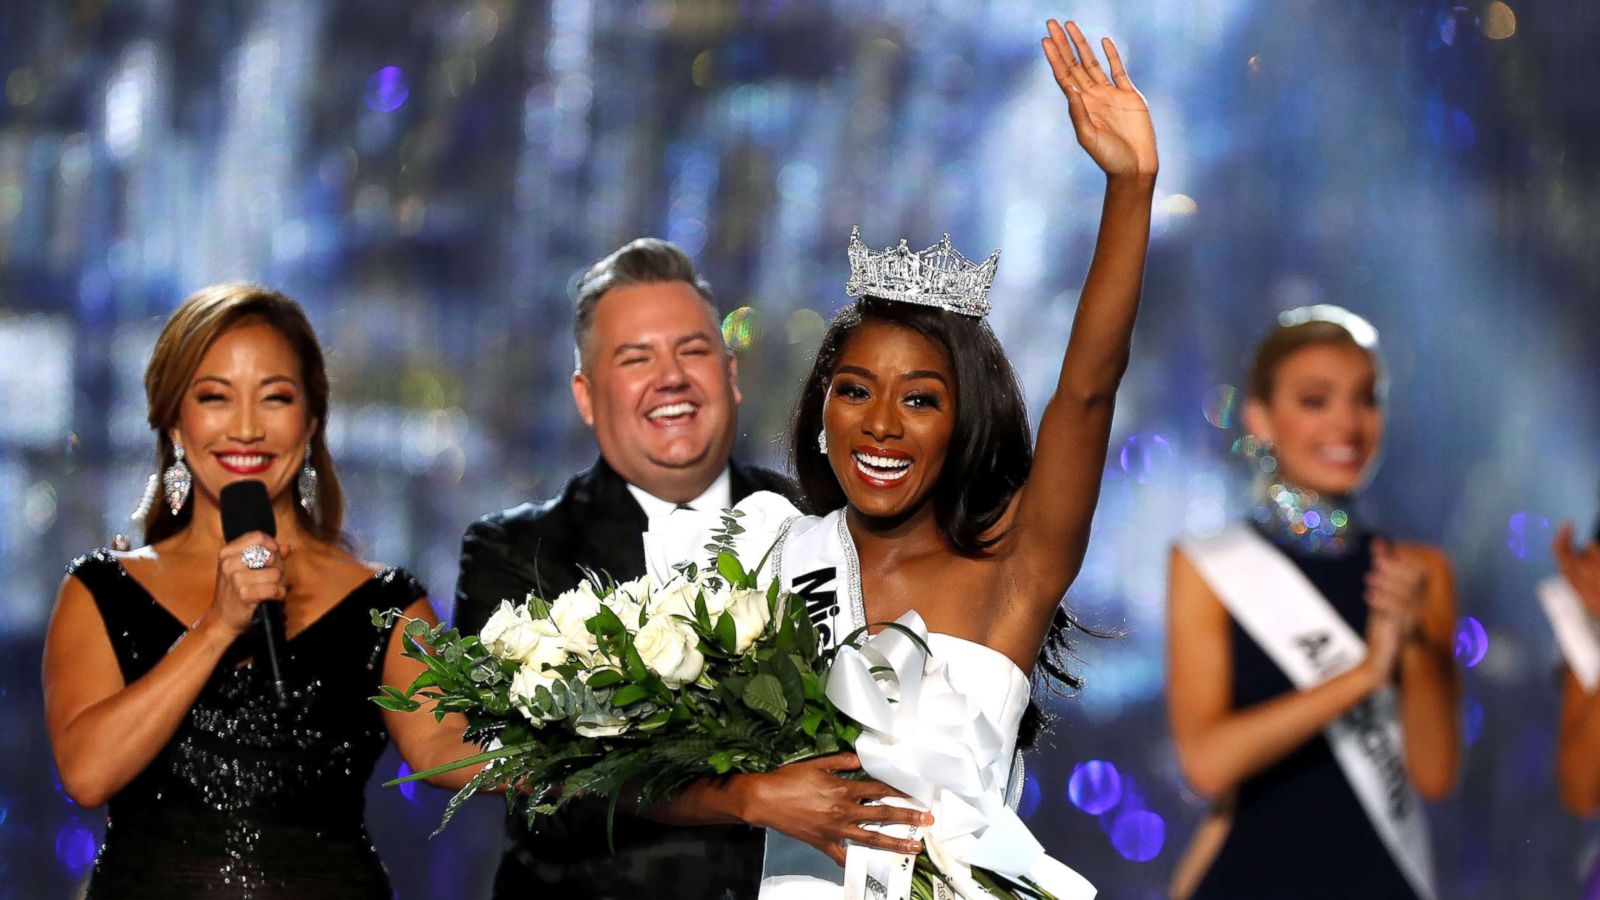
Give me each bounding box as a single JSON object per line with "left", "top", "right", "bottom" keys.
{"left": 1102, "top": 36, "right": 1133, "bottom": 89}
{"left": 1065, "top": 20, "right": 1112, "bottom": 87}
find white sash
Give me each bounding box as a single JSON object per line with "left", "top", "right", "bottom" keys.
{"left": 1539, "top": 575, "right": 1600, "bottom": 691}
{"left": 761, "top": 510, "right": 1094, "bottom": 900}
{"left": 1181, "top": 525, "right": 1435, "bottom": 900}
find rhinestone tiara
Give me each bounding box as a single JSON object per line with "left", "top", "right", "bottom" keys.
{"left": 844, "top": 226, "right": 1000, "bottom": 318}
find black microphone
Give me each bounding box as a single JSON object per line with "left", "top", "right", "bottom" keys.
{"left": 220, "top": 480, "right": 290, "bottom": 708}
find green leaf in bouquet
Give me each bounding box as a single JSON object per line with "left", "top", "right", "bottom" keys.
{"left": 741, "top": 673, "right": 788, "bottom": 722}
{"left": 794, "top": 610, "right": 818, "bottom": 656}
{"left": 716, "top": 550, "right": 745, "bottom": 588}
{"left": 525, "top": 594, "right": 553, "bottom": 620}
{"left": 405, "top": 618, "right": 430, "bottom": 638}
{"left": 405, "top": 670, "right": 437, "bottom": 695}
{"left": 533, "top": 684, "right": 556, "bottom": 717}
{"left": 584, "top": 668, "right": 625, "bottom": 689}
{"left": 763, "top": 653, "right": 806, "bottom": 714}
{"left": 610, "top": 684, "right": 652, "bottom": 708}
{"left": 800, "top": 669, "right": 827, "bottom": 703}
{"left": 468, "top": 666, "right": 493, "bottom": 684}
{"left": 637, "top": 709, "right": 673, "bottom": 731}
{"left": 708, "top": 750, "right": 735, "bottom": 774}
{"left": 588, "top": 605, "right": 626, "bottom": 637}
{"left": 694, "top": 589, "right": 713, "bottom": 630}
{"left": 713, "top": 611, "right": 738, "bottom": 654}
{"left": 623, "top": 643, "right": 650, "bottom": 682}
{"left": 801, "top": 707, "right": 825, "bottom": 737}
{"left": 372, "top": 684, "right": 422, "bottom": 713}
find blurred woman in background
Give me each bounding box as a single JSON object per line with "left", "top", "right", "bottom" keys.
{"left": 42, "top": 284, "right": 481, "bottom": 899}
{"left": 1549, "top": 517, "right": 1600, "bottom": 896}
{"left": 1166, "top": 307, "right": 1459, "bottom": 899}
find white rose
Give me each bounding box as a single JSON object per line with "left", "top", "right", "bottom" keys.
{"left": 647, "top": 578, "right": 711, "bottom": 623}
{"left": 611, "top": 574, "right": 653, "bottom": 606}
{"left": 634, "top": 617, "right": 706, "bottom": 687}
{"left": 481, "top": 602, "right": 564, "bottom": 665}
{"left": 603, "top": 592, "right": 644, "bottom": 633}
{"left": 724, "top": 588, "right": 771, "bottom": 653}
{"left": 550, "top": 583, "right": 603, "bottom": 660}
{"left": 509, "top": 661, "right": 563, "bottom": 722}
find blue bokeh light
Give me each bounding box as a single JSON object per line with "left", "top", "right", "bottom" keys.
{"left": 1505, "top": 512, "right": 1552, "bottom": 561}
{"left": 1018, "top": 771, "right": 1043, "bottom": 821}
{"left": 1110, "top": 809, "right": 1166, "bottom": 862}
{"left": 397, "top": 762, "right": 418, "bottom": 804}
{"left": 365, "top": 66, "right": 409, "bottom": 113}
{"left": 1119, "top": 434, "right": 1174, "bottom": 484}
{"left": 1068, "top": 760, "right": 1123, "bottom": 816}
{"left": 1454, "top": 616, "right": 1489, "bottom": 668}
{"left": 54, "top": 824, "right": 96, "bottom": 875}
{"left": 1463, "top": 695, "right": 1485, "bottom": 747}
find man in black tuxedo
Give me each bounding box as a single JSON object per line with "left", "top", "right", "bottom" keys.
{"left": 455, "top": 238, "right": 792, "bottom": 899}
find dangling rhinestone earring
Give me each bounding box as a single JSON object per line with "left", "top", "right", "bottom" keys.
{"left": 163, "top": 440, "right": 192, "bottom": 515}
{"left": 297, "top": 441, "right": 320, "bottom": 525}
{"left": 817, "top": 429, "right": 829, "bottom": 455}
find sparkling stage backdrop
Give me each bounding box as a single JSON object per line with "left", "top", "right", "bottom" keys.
{"left": 2, "top": 1, "right": 1598, "bottom": 897}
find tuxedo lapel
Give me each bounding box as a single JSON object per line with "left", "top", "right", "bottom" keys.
{"left": 729, "top": 459, "right": 761, "bottom": 504}
{"left": 569, "top": 457, "right": 650, "bottom": 582}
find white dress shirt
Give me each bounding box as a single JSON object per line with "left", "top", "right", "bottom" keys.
{"left": 625, "top": 467, "right": 733, "bottom": 527}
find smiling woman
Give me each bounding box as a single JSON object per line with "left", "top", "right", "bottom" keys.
{"left": 40, "top": 284, "right": 489, "bottom": 899}
{"left": 1167, "top": 308, "right": 1460, "bottom": 900}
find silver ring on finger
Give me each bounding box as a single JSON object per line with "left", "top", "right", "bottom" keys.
{"left": 241, "top": 544, "right": 272, "bottom": 570}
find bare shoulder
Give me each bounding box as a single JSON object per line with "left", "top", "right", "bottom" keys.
{"left": 1389, "top": 540, "right": 1453, "bottom": 575}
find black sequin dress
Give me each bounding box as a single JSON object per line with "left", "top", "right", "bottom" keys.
{"left": 66, "top": 549, "right": 424, "bottom": 900}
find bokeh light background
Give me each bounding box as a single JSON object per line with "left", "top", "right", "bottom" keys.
{"left": 2, "top": 1, "right": 1597, "bottom": 897}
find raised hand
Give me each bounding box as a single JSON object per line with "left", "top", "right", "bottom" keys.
{"left": 1366, "top": 538, "right": 1428, "bottom": 640}
{"left": 204, "top": 532, "right": 289, "bottom": 636}
{"left": 1554, "top": 522, "right": 1600, "bottom": 617}
{"left": 1041, "top": 19, "right": 1158, "bottom": 178}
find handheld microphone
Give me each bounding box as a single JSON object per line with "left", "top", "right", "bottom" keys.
{"left": 220, "top": 480, "right": 290, "bottom": 708}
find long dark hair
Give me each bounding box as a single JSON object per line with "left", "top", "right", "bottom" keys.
{"left": 787, "top": 297, "right": 1101, "bottom": 745}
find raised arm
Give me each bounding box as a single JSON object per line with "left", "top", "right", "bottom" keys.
{"left": 1011, "top": 20, "right": 1157, "bottom": 597}
{"left": 1384, "top": 542, "right": 1460, "bottom": 800}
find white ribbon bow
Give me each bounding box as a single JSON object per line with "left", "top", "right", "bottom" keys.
{"left": 825, "top": 612, "right": 1097, "bottom": 900}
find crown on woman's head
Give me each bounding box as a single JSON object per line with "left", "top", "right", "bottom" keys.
{"left": 844, "top": 226, "right": 1000, "bottom": 318}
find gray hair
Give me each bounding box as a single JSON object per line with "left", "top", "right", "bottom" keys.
{"left": 573, "top": 238, "right": 717, "bottom": 369}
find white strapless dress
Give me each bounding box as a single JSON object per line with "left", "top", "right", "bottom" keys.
{"left": 758, "top": 631, "right": 1032, "bottom": 899}
{"left": 643, "top": 495, "right": 1094, "bottom": 900}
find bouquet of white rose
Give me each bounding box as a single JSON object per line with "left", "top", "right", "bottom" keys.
{"left": 373, "top": 508, "right": 1070, "bottom": 899}
{"left": 371, "top": 510, "right": 866, "bottom": 838}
